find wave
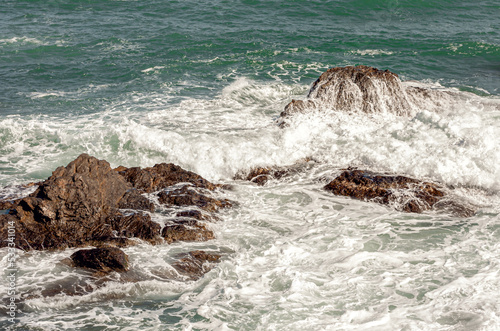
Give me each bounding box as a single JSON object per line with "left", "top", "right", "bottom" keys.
{"left": 1, "top": 78, "right": 499, "bottom": 195}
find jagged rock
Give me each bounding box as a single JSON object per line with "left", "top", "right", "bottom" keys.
{"left": 161, "top": 220, "right": 215, "bottom": 244}
{"left": 71, "top": 247, "right": 129, "bottom": 273}
{"left": 107, "top": 212, "right": 161, "bottom": 244}
{"left": 176, "top": 209, "right": 218, "bottom": 222}
{"left": 324, "top": 170, "right": 443, "bottom": 213}
{"left": 0, "top": 154, "right": 132, "bottom": 250}
{"left": 117, "top": 189, "right": 155, "bottom": 212}
{"left": 115, "top": 163, "right": 217, "bottom": 193}
{"left": 324, "top": 170, "right": 475, "bottom": 216}
{"left": 280, "top": 65, "right": 414, "bottom": 120}
{"left": 157, "top": 186, "right": 232, "bottom": 212}
{"left": 0, "top": 154, "right": 230, "bottom": 252}
{"left": 172, "top": 250, "right": 221, "bottom": 280}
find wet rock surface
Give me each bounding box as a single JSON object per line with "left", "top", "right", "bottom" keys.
{"left": 172, "top": 250, "right": 221, "bottom": 280}
{"left": 71, "top": 247, "right": 130, "bottom": 273}
{"left": 324, "top": 170, "right": 475, "bottom": 216}
{"left": 0, "top": 154, "right": 230, "bottom": 251}
{"left": 157, "top": 186, "right": 232, "bottom": 212}
{"left": 161, "top": 219, "right": 215, "bottom": 244}
{"left": 281, "top": 65, "right": 413, "bottom": 119}
{"left": 236, "top": 158, "right": 315, "bottom": 186}
{"left": 115, "top": 163, "right": 218, "bottom": 193}
{"left": 0, "top": 153, "right": 234, "bottom": 294}
{"left": 107, "top": 212, "right": 162, "bottom": 245}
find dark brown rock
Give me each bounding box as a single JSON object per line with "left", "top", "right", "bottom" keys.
{"left": 161, "top": 220, "right": 215, "bottom": 244}
{"left": 71, "top": 247, "right": 129, "bottom": 273}
{"left": 115, "top": 163, "right": 217, "bottom": 193}
{"left": 107, "top": 212, "right": 161, "bottom": 244}
{"left": 117, "top": 189, "right": 155, "bottom": 212}
{"left": 157, "top": 186, "right": 232, "bottom": 212}
{"left": 239, "top": 167, "right": 289, "bottom": 186}
{"left": 324, "top": 170, "right": 446, "bottom": 213}
{"left": 176, "top": 209, "right": 218, "bottom": 222}
{"left": 236, "top": 158, "right": 315, "bottom": 186}
{"left": 0, "top": 154, "right": 231, "bottom": 251}
{"left": 0, "top": 154, "right": 132, "bottom": 250}
{"left": 280, "top": 65, "right": 413, "bottom": 119}
{"left": 172, "top": 250, "right": 221, "bottom": 280}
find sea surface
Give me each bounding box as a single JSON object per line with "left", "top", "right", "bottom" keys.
{"left": 1, "top": 1, "right": 500, "bottom": 330}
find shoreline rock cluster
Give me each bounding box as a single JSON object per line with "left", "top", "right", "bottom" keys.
{"left": 0, "top": 154, "right": 230, "bottom": 278}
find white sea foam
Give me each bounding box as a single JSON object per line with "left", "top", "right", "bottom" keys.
{"left": 141, "top": 66, "right": 166, "bottom": 73}
{"left": 350, "top": 49, "right": 395, "bottom": 56}
{"left": 0, "top": 36, "right": 43, "bottom": 44}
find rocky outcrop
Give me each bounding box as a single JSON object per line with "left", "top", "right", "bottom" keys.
{"left": 324, "top": 170, "right": 475, "bottom": 216}
{"left": 70, "top": 247, "right": 129, "bottom": 273}
{"left": 280, "top": 65, "right": 435, "bottom": 123}
{"left": 0, "top": 154, "right": 230, "bottom": 251}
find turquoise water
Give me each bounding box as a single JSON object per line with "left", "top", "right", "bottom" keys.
{"left": 1, "top": 1, "right": 500, "bottom": 330}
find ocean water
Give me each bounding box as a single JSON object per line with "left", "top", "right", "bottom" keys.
{"left": 1, "top": 0, "right": 500, "bottom": 330}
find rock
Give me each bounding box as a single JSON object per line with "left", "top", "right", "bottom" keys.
{"left": 157, "top": 186, "right": 232, "bottom": 212}
{"left": 242, "top": 167, "right": 287, "bottom": 186}
{"left": 161, "top": 220, "right": 215, "bottom": 244}
{"left": 176, "top": 209, "right": 218, "bottom": 222}
{"left": 324, "top": 170, "right": 448, "bottom": 213}
{"left": 115, "top": 163, "right": 217, "bottom": 193}
{"left": 0, "top": 154, "right": 131, "bottom": 250}
{"left": 117, "top": 189, "right": 155, "bottom": 212}
{"left": 107, "top": 212, "right": 162, "bottom": 244}
{"left": 172, "top": 250, "right": 221, "bottom": 280}
{"left": 0, "top": 199, "right": 18, "bottom": 211}
{"left": 0, "top": 154, "right": 230, "bottom": 251}
{"left": 70, "top": 247, "right": 129, "bottom": 273}
{"left": 236, "top": 158, "right": 316, "bottom": 186}
{"left": 280, "top": 65, "right": 414, "bottom": 120}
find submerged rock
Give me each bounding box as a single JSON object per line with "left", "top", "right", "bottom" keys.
{"left": 239, "top": 167, "right": 289, "bottom": 186}
{"left": 324, "top": 170, "right": 475, "bottom": 216}
{"left": 157, "top": 186, "right": 232, "bottom": 212}
{"left": 161, "top": 219, "right": 215, "bottom": 244}
{"left": 71, "top": 247, "right": 129, "bottom": 273}
{"left": 172, "top": 250, "right": 221, "bottom": 280}
{"left": 236, "top": 158, "right": 315, "bottom": 186}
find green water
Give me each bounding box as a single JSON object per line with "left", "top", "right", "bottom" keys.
{"left": 1, "top": 0, "right": 498, "bottom": 117}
